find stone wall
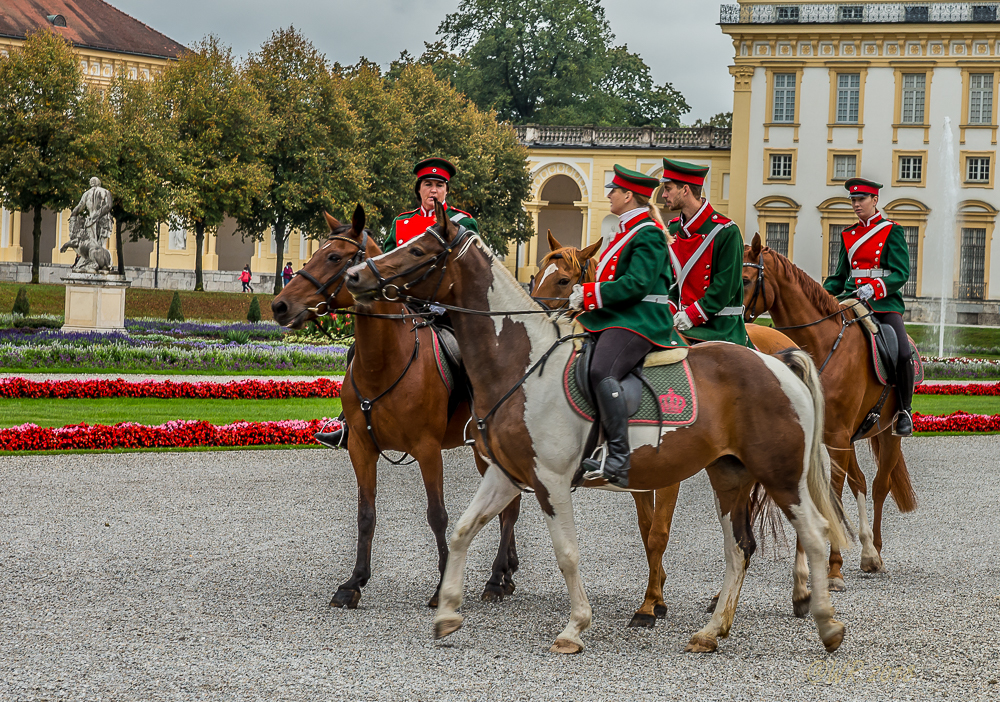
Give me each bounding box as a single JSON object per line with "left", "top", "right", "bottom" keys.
{"left": 904, "top": 297, "right": 1000, "bottom": 327}
{"left": 0, "top": 262, "right": 277, "bottom": 292}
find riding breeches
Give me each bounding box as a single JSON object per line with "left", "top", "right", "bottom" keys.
{"left": 873, "top": 311, "right": 911, "bottom": 361}
{"left": 588, "top": 328, "right": 654, "bottom": 390}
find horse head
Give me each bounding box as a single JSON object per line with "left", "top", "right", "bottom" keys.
{"left": 271, "top": 204, "right": 375, "bottom": 328}
{"left": 530, "top": 232, "right": 602, "bottom": 309}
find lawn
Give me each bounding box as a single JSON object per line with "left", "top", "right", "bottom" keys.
{"left": 0, "top": 397, "right": 341, "bottom": 428}
{"left": 912, "top": 395, "right": 1000, "bottom": 416}
{"left": 0, "top": 283, "right": 276, "bottom": 322}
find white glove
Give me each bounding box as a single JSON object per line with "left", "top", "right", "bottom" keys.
{"left": 673, "top": 310, "right": 693, "bottom": 331}
{"left": 568, "top": 284, "right": 585, "bottom": 311}
{"left": 856, "top": 283, "right": 875, "bottom": 301}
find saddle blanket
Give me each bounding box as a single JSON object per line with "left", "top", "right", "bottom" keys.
{"left": 870, "top": 334, "right": 924, "bottom": 387}
{"left": 432, "top": 328, "right": 455, "bottom": 393}
{"left": 563, "top": 350, "right": 698, "bottom": 427}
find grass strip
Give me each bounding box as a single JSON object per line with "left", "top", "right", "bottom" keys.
{"left": 911, "top": 395, "right": 1000, "bottom": 416}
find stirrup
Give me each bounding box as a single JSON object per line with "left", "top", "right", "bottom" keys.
{"left": 892, "top": 409, "right": 913, "bottom": 437}
{"left": 581, "top": 445, "right": 607, "bottom": 482}
{"left": 314, "top": 418, "right": 346, "bottom": 449}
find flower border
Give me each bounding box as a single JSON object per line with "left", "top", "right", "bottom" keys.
{"left": 0, "top": 377, "right": 341, "bottom": 400}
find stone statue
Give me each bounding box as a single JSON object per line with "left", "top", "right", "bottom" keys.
{"left": 61, "top": 177, "right": 113, "bottom": 273}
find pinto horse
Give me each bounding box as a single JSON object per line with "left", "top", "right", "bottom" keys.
{"left": 742, "top": 234, "right": 918, "bottom": 587}
{"left": 270, "top": 206, "right": 522, "bottom": 609}
{"left": 346, "top": 201, "right": 849, "bottom": 654}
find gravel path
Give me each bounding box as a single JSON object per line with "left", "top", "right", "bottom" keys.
{"left": 0, "top": 373, "right": 342, "bottom": 383}
{"left": 0, "top": 437, "right": 997, "bottom": 701}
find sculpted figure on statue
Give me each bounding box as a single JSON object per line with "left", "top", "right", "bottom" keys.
{"left": 61, "top": 177, "right": 113, "bottom": 272}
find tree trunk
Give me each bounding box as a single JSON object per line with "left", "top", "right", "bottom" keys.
{"left": 115, "top": 218, "right": 125, "bottom": 275}
{"left": 31, "top": 205, "right": 42, "bottom": 284}
{"left": 273, "top": 215, "right": 286, "bottom": 295}
{"left": 194, "top": 221, "right": 205, "bottom": 291}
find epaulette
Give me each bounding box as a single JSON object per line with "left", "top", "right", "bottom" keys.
{"left": 395, "top": 208, "right": 420, "bottom": 219}
{"left": 710, "top": 212, "right": 733, "bottom": 226}
{"left": 449, "top": 206, "right": 473, "bottom": 219}
{"left": 669, "top": 216, "right": 681, "bottom": 224}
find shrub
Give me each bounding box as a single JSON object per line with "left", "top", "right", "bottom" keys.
{"left": 12, "top": 287, "right": 29, "bottom": 317}
{"left": 247, "top": 296, "right": 262, "bottom": 323}
{"left": 222, "top": 329, "right": 251, "bottom": 345}
{"left": 167, "top": 291, "right": 184, "bottom": 322}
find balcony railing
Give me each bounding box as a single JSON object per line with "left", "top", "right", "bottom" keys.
{"left": 720, "top": 3, "right": 1000, "bottom": 24}
{"left": 515, "top": 125, "right": 732, "bottom": 150}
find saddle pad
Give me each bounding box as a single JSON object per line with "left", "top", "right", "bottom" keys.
{"left": 646, "top": 347, "right": 689, "bottom": 366}
{"left": 563, "top": 350, "right": 698, "bottom": 427}
{"left": 869, "top": 334, "right": 923, "bottom": 387}
{"left": 432, "top": 330, "right": 454, "bottom": 394}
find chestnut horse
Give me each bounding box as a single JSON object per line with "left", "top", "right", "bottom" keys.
{"left": 270, "top": 206, "right": 522, "bottom": 609}
{"left": 346, "top": 202, "right": 849, "bottom": 654}
{"left": 742, "top": 234, "right": 918, "bottom": 587}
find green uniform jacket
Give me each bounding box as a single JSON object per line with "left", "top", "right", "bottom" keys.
{"left": 822, "top": 221, "right": 909, "bottom": 314}
{"left": 382, "top": 204, "right": 479, "bottom": 253}
{"left": 666, "top": 215, "right": 751, "bottom": 347}
{"left": 578, "top": 219, "right": 686, "bottom": 349}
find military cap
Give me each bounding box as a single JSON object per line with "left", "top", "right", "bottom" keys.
{"left": 660, "top": 158, "right": 710, "bottom": 187}
{"left": 605, "top": 164, "right": 659, "bottom": 197}
{"left": 414, "top": 157, "right": 456, "bottom": 183}
{"left": 844, "top": 177, "right": 883, "bottom": 197}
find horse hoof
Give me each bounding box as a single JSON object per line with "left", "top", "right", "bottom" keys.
{"left": 705, "top": 595, "right": 720, "bottom": 613}
{"left": 860, "top": 555, "right": 885, "bottom": 573}
{"left": 822, "top": 620, "right": 846, "bottom": 653}
{"left": 480, "top": 585, "right": 505, "bottom": 603}
{"left": 684, "top": 633, "right": 718, "bottom": 653}
{"left": 549, "top": 638, "right": 584, "bottom": 654}
{"left": 793, "top": 594, "right": 811, "bottom": 619}
{"left": 329, "top": 588, "right": 361, "bottom": 609}
{"left": 628, "top": 613, "right": 657, "bottom": 628}
{"left": 503, "top": 580, "right": 517, "bottom": 596}
{"left": 428, "top": 594, "right": 439, "bottom": 609}
{"left": 653, "top": 604, "right": 668, "bottom": 619}
{"left": 828, "top": 577, "right": 847, "bottom": 592}
{"left": 433, "top": 614, "right": 463, "bottom": 640}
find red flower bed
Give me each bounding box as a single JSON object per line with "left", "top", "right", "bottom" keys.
{"left": 913, "top": 412, "right": 1000, "bottom": 432}
{"left": 0, "top": 377, "right": 341, "bottom": 400}
{"left": 0, "top": 419, "right": 330, "bottom": 451}
{"left": 914, "top": 382, "right": 1000, "bottom": 396}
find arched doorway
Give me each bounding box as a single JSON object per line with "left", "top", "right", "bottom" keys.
{"left": 536, "top": 175, "right": 583, "bottom": 264}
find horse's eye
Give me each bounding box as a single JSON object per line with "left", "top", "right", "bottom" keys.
{"left": 558, "top": 278, "right": 570, "bottom": 286}
{"left": 328, "top": 253, "right": 342, "bottom": 264}
{"left": 410, "top": 247, "right": 425, "bottom": 257}
{"left": 742, "top": 278, "right": 751, "bottom": 287}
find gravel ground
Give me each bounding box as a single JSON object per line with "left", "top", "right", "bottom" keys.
{"left": 0, "top": 373, "right": 341, "bottom": 383}
{"left": 0, "top": 437, "right": 997, "bottom": 701}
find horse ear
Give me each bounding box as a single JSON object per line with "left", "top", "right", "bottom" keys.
{"left": 351, "top": 204, "right": 365, "bottom": 239}
{"left": 547, "top": 230, "right": 562, "bottom": 252}
{"left": 579, "top": 237, "right": 602, "bottom": 261}
{"left": 750, "top": 232, "right": 762, "bottom": 257}
{"left": 434, "top": 199, "right": 453, "bottom": 239}
{"left": 324, "top": 211, "right": 342, "bottom": 232}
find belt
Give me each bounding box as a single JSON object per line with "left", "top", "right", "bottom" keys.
{"left": 642, "top": 296, "right": 744, "bottom": 317}
{"left": 851, "top": 268, "right": 889, "bottom": 278}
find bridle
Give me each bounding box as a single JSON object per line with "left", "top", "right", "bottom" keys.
{"left": 742, "top": 252, "right": 767, "bottom": 323}
{"left": 530, "top": 254, "right": 592, "bottom": 311}
{"left": 297, "top": 226, "right": 370, "bottom": 317}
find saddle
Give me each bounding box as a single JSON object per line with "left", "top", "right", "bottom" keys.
{"left": 430, "top": 324, "right": 470, "bottom": 419}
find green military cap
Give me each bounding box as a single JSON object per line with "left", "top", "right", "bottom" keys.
{"left": 844, "top": 177, "right": 883, "bottom": 197}
{"left": 414, "top": 157, "right": 456, "bottom": 183}
{"left": 660, "top": 158, "right": 709, "bottom": 187}
{"left": 606, "top": 164, "right": 658, "bottom": 197}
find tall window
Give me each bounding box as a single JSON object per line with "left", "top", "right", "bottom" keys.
{"left": 959, "top": 228, "right": 987, "bottom": 300}
{"left": 766, "top": 223, "right": 789, "bottom": 258}
{"left": 770, "top": 153, "right": 793, "bottom": 179}
{"left": 773, "top": 73, "right": 796, "bottom": 123}
{"left": 901, "top": 74, "right": 925, "bottom": 124}
{"left": 833, "top": 154, "right": 857, "bottom": 181}
{"left": 969, "top": 74, "right": 994, "bottom": 125}
{"left": 898, "top": 155, "right": 923, "bottom": 182}
{"left": 827, "top": 226, "right": 844, "bottom": 278}
{"left": 902, "top": 226, "right": 919, "bottom": 297}
{"left": 967, "top": 156, "right": 991, "bottom": 183}
{"left": 837, "top": 74, "right": 861, "bottom": 123}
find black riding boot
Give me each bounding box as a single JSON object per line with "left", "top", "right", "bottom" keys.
{"left": 581, "top": 378, "right": 632, "bottom": 487}
{"left": 893, "top": 358, "right": 915, "bottom": 437}
{"left": 315, "top": 342, "right": 356, "bottom": 449}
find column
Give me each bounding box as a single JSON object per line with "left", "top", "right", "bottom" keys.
{"left": 728, "top": 65, "right": 756, "bottom": 235}
{"left": 51, "top": 210, "right": 77, "bottom": 265}
{"left": 0, "top": 208, "right": 23, "bottom": 262}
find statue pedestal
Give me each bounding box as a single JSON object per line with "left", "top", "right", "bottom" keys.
{"left": 62, "top": 272, "right": 130, "bottom": 333}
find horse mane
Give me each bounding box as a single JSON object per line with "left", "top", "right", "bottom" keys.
{"left": 539, "top": 248, "right": 584, "bottom": 279}
{"left": 765, "top": 247, "right": 843, "bottom": 317}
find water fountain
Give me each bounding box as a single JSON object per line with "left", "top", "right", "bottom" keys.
{"left": 934, "top": 117, "right": 960, "bottom": 358}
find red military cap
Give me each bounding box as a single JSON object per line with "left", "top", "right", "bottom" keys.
{"left": 414, "top": 157, "right": 456, "bottom": 183}
{"left": 844, "top": 177, "right": 883, "bottom": 197}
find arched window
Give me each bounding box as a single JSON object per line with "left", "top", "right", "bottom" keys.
{"left": 536, "top": 174, "right": 584, "bottom": 265}
{"left": 754, "top": 195, "right": 800, "bottom": 260}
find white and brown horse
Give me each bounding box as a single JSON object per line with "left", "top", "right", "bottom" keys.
{"left": 346, "top": 202, "right": 850, "bottom": 654}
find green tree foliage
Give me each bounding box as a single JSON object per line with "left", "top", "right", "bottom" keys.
{"left": 0, "top": 29, "right": 100, "bottom": 283}
{"left": 243, "top": 28, "right": 365, "bottom": 294}
{"left": 96, "top": 73, "right": 177, "bottom": 275}
{"left": 246, "top": 296, "right": 262, "bottom": 323}
{"left": 691, "top": 112, "right": 733, "bottom": 129}
{"left": 166, "top": 291, "right": 184, "bottom": 321}
{"left": 12, "top": 286, "right": 30, "bottom": 316}
{"left": 159, "top": 36, "right": 271, "bottom": 291}
{"left": 436, "top": 0, "right": 689, "bottom": 127}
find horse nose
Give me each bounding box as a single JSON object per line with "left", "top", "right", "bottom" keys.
{"left": 347, "top": 269, "right": 360, "bottom": 283}
{"left": 271, "top": 299, "right": 288, "bottom": 317}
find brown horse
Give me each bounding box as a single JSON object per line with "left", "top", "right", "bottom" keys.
{"left": 532, "top": 232, "right": 802, "bottom": 623}
{"left": 270, "top": 206, "right": 522, "bottom": 609}
{"left": 742, "top": 235, "right": 918, "bottom": 587}
{"left": 346, "top": 201, "right": 849, "bottom": 654}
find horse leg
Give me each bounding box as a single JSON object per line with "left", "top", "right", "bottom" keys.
{"left": 847, "top": 444, "right": 881, "bottom": 573}
{"left": 792, "top": 538, "right": 810, "bottom": 617}
{"left": 629, "top": 485, "right": 680, "bottom": 627}
{"left": 826, "top": 451, "right": 850, "bottom": 592}
{"left": 482, "top": 493, "right": 522, "bottom": 602}
{"left": 330, "top": 440, "right": 378, "bottom": 609}
{"left": 686, "top": 460, "right": 755, "bottom": 653}
{"left": 413, "top": 446, "right": 449, "bottom": 608}
{"left": 433, "top": 464, "right": 521, "bottom": 640}
{"left": 869, "top": 431, "right": 902, "bottom": 571}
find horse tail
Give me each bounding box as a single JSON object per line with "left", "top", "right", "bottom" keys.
{"left": 748, "top": 482, "right": 788, "bottom": 555}
{"left": 775, "top": 348, "right": 852, "bottom": 552}
{"left": 889, "top": 455, "right": 919, "bottom": 513}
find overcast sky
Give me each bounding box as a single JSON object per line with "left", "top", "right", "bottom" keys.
{"left": 112, "top": 0, "right": 734, "bottom": 122}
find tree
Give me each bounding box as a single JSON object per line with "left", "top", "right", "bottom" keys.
{"left": 12, "top": 287, "right": 30, "bottom": 316}
{"left": 166, "top": 291, "right": 184, "bottom": 321}
{"left": 691, "top": 112, "right": 733, "bottom": 130}
{"left": 159, "top": 36, "right": 271, "bottom": 291}
{"left": 0, "top": 29, "right": 100, "bottom": 283}
{"left": 437, "top": 0, "right": 689, "bottom": 127}
{"left": 246, "top": 296, "right": 261, "bottom": 323}
{"left": 97, "top": 73, "right": 177, "bottom": 275}
{"left": 243, "top": 28, "right": 364, "bottom": 294}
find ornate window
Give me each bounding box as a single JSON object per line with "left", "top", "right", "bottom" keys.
{"left": 834, "top": 154, "right": 857, "bottom": 180}
{"left": 898, "top": 156, "right": 923, "bottom": 182}
{"left": 770, "top": 153, "right": 793, "bottom": 179}
{"left": 836, "top": 74, "right": 861, "bottom": 123}
{"left": 969, "top": 74, "right": 994, "bottom": 124}
{"left": 901, "top": 74, "right": 925, "bottom": 123}
{"left": 959, "top": 228, "right": 987, "bottom": 300}
{"left": 968, "top": 156, "right": 991, "bottom": 182}
{"left": 772, "top": 73, "right": 796, "bottom": 123}
{"left": 766, "top": 222, "right": 790, "bottom": 257}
